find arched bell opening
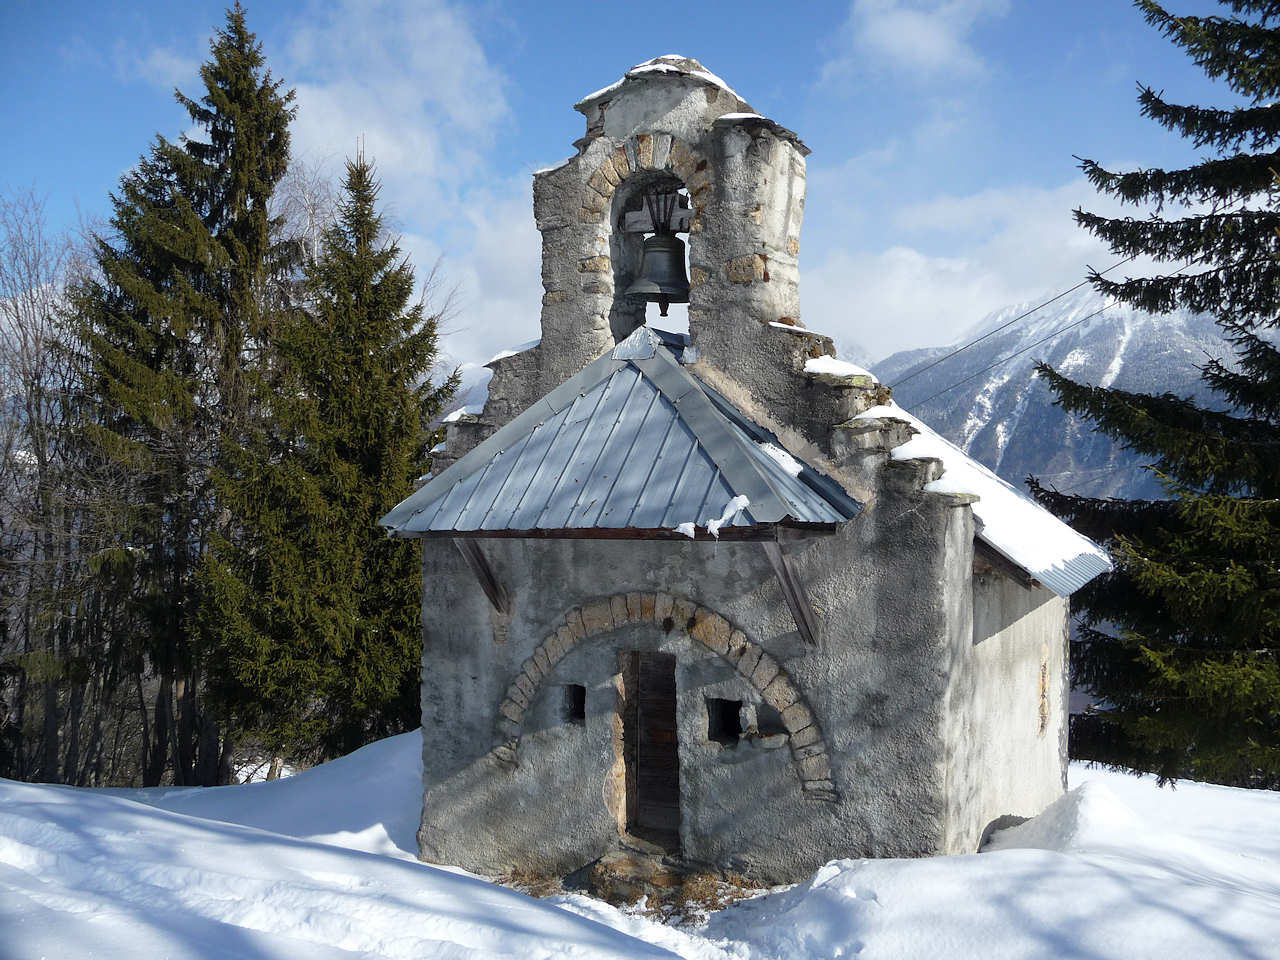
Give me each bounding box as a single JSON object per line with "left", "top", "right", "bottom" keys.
{"left": 608, "top": 171, "right": 692, "bottom": 343}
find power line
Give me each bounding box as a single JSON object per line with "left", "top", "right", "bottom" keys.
{"left": 890, "top": 253, "right": 1139, "bottom": 391}
{"left": 910, "top": 301, "right": 1116, "bottom": 408}
{"left": 907, "top": 249, "right": 1215, "bottom": 409}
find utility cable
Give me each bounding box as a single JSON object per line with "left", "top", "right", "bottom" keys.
{"left": 908, "top": 251, "right": 1211, "bottom": 409}
{"left": 908, "top": 301, "right": 1116, "bottom": 408}
{"left": 890, "top": 253, "right": 1139, "bottom": 391}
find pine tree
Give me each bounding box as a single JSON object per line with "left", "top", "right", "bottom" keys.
{"left": 200, "top": 155, "right": 455, "bottom": 759}
{"left": 1031, "top": 0, "right": 1280, "bottom": 786}
{"left": 72, "top": 5, "right": 294, "bottom": 785}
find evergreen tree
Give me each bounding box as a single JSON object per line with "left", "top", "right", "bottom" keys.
{"left": 200, "top": 156, "right": 455, "bottom": 759}
{"left": 1031, "top": 0, "right": 1280, "bottom": 786}
{"left": 72, "top": 5, "right": 293, "bottom": 785}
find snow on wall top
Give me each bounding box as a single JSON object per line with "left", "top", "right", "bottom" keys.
{"left": 857, "top": 402, "right": 1112, "bottom": 596}
{"left": 576, "top": 54, "right": 749, "bottom": 111}
{"left": 804, "top": 355, "right": 876, "bottom": 381}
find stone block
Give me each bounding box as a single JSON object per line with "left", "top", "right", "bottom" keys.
{"left": 726, "top": 629, "right": 748, "bottom": 658}
{"left": 726, "top": 254, "right": 767, "bottom": 284}
{"left": 626, "top": 592, "right": 643, "bottom": 623}
{"left": 802, "top": 779, "right": 836, "bottom": 797}
{"left": 736, "top": 644, "right": 763, "bottom": 678}
{"left": 751, "top": 652, "right": 780, "bottom": 690}
{"left": 610, "top": 594, "right": 629, "bottom": 626}
{"left": 598, "top": 159, "right": 621, "bottom": 188}
{"left": 556, "top": 625, "right": 576, "bottom": 656}
{"left": 577, "top": 206, "right": 604, "bottom": 223}
{"left": 625, "top": 139, "right": 639, "bottom": 172}
{"left": 610, "top": 148, "right": 631, "bottom": 180}
{"left": 578, "top": 255, "right": 610, "bottom": 273}
{"left": 789, "top": 723, "right": 820, "bottom": 749}
{"left": 497, "top": 717, "right": 522, "bottom": 740}
{"left": 522, "top": 657, "right": 544, "bottom": 684}
{"left": 636, "top": 133, "right": 653, "bottom": 169}
{"left": 792, "top": 740, "right": 826, "bottom": 761}
{"left": 798, "top": 753, "right": 831, "bottom": 782}
{"left": 588, "top": 168, "right": 615, "bottom": 198}
{"left": 566, "top": 608, "right": 587, "bottom": 639}
{"left": 672, "top": 597, "right": 695, "bottom": 630}
{"left": 533, "top": 646, "right": 551, "bottom": 675}
{"left": 668, "top": 140, "right": 691, "bottom": 170}
{"left": 709, "top": 615, "right": 731, "bottom": 654}
{"left": 640, "top": 592, "right": 656, "bottom": 622}
{"left": 781, "top": 701, "right": 813, "bottom": 733}
{"left": 653, "top": 133, "right": 673, "bottom": 169}
{"left": 761, "top": 673, "right": 799, "bottom": 711}
{"left": 514, "top": 672, "right": 535, "bottom": 699}
{"left": 499, "top": 698, "right": 524, "bottom": 724}
{"left": 581, "top": 600, "right": 612, "bottom": 635}
{"left": 689, "top": 266, "right": 708, "bottom": 287}
{"left": 688, "top": 609, "right": 714, "bottom": 647}
{"left": 507, "top": 683, "right": 530, "bottom": 709}
{"left": 654, "top": 593, "right": 675, "bottom": 623}
{"left": 492, "top": 743, "right": 517, "bottom": 765}
{"left": 581, "top": 189, "right": 607, "bottom": 215}
{"left": 542, "top": 290, "right": 570, "bottom": 305}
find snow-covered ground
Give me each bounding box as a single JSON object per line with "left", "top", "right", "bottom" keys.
{"left": 2, "top": 733, "right": 1277, "bottom": 959}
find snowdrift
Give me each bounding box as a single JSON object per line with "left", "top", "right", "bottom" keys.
{"left": 2, "top": 731, "right": 1278, "bottom": 959}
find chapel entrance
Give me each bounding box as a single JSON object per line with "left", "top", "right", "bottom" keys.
{"left": 622, "top": 650, "right": 681, "bottom": 850}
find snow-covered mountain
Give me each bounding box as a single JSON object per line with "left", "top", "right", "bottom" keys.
{"left": 872, "top": 289, "right": 1225, "bottom": 499}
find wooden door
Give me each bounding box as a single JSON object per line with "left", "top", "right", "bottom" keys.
{"left": 623, "top": 651, "right": 681, "bottom": 849}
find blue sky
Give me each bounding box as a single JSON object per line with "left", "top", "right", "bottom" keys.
{"left": 1, "top": 0, "right": 1236, "bottom": 365}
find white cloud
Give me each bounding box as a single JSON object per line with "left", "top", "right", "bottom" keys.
{"left": 822, "top": 0, "right": 1011, "bottom": 83}
{"left": 799, "top": 178, "right": 1130, "bottom": 362}
{"left": 273, "top": 0, "right": 546, "bottom": 368}
{"left": 130, "top": 46, "right": 200, "bottom": 90}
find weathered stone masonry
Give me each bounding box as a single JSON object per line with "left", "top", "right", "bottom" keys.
{"left": 491, "top": 592, "right": 836, "bottom": 801}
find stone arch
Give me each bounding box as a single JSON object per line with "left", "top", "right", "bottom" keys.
{"left": 491, "top": 592, "right": 837, "bottom": 802}
{"left": 576, "top": 134, "right": 714, "bottom": 342}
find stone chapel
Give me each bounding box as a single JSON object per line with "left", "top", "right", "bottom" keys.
{"left": 380, "top": 56, "right": 1111, "bottom": 884}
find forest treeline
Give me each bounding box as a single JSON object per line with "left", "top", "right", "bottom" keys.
{"left": 0, "top": 6, "right": 455, "bottom": 786}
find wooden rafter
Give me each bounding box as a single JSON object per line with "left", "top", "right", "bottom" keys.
{"left": 761, "top": 538, "right": 819, "bottom": 646}
{"left": 453, "top": 539, "right": 509, "bottom": 614}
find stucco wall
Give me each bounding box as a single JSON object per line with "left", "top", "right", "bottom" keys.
{"left": 417, "top": 463, "right": 973, "bottom": 884}
{"left": 943, "top": 571, "right": 1069, "bottom": 852}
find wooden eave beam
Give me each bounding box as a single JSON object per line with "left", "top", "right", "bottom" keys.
{"left": 761, "top": 537, "right": 820, "bottom": 647}
{"left": 973, "top": 538, "right": 1040, "bottom": 591}
{"left": 398, "top": 522, "right": 840, "bottom": 542}
{"left": 453, "top": 538, "right": 509, "bottom": 614}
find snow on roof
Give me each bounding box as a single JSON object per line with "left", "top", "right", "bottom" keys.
{"left": 577, "top": 55, "right": 748, "bottom": 109}
{"left": 856, "top": 402, "right": 1111, "bottom": 596}
{"left": 804, "top": 355, "right": 876, "bottom": 381}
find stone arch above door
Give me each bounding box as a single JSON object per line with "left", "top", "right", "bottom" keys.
{"left": 490, "top": 592, "right": 837, "bottom": 802}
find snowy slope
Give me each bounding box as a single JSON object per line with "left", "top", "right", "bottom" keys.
{"left": 1, "top": 732, "right": 1278, "bottom": 959}
{"left": 873, "top": 289, "right": 1223, "bottom": 498}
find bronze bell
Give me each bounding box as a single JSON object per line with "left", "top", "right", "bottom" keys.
{"left": 625, "top": 232, "right": 690, "bottom": 317}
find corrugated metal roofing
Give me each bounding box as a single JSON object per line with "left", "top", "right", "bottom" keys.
{"left": 380, "top": 326, "right": 861, "bottom": 538}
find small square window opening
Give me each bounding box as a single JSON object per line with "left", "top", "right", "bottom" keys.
{"left": 706, "top": 697, "right": 742, "bottom": 746}
{"left": 564, "top": 684, "right": 586, "bottom": 725}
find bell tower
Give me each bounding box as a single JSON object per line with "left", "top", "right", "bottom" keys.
{"left": 532, "top": 56, "right": 823, "bottom": 438}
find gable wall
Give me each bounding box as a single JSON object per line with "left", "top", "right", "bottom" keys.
{"left": 416, "top": 457, "right": 969, "bottom": 883}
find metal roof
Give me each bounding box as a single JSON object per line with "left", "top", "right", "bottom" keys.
{"left": 380, "top": 326, "right": 862, "bottom": 539}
